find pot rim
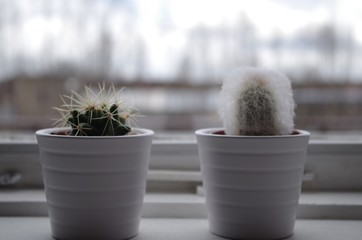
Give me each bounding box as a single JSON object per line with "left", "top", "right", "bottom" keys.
{"left": 36, "top": 127, "right": 154, "bottom": 139}
{"left": 195, "top": 128, "right": 309, "bottom": 139}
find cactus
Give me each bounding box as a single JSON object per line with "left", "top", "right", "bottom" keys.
{"left": 218, "top": 67, "right": 295, "bottom": 136}
{"left": 54, "top": 83, "right": 138, "bottom": 136}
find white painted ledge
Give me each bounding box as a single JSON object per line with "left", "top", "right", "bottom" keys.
{"left": 1, "top": 190, "right": 362, "bottom": 220}
{"left": 1, "top": 190, "right": 362, "bottom": 240}
{"left": 0, "top": 217, "right": 361, "bottom": 240}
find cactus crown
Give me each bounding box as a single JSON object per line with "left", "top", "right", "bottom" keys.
{"left": 53, "top": 83, "right": 138, "bottom": 136}
{"left": 218, "top": 67, "right": 295, "bottom": 136}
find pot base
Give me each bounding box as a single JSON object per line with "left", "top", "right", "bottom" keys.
{"left": 209, "top": 218, "right": 294, "bottom": 240}
{"left": 51, "top": 223, "right": 139, "bottom": 240}
{"left": 53, "top": 234, "right": 138, "bottom": 240}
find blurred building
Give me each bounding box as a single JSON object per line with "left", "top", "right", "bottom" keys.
{"left": 1, "top": 0, "right": 362, "bottom": 132}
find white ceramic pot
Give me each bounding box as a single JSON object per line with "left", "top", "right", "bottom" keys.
{"left": 195, "top": 128, "right": 310, "bottom": 240}
{"left": 36, "top": 127, "right": 154, "bottom": 240}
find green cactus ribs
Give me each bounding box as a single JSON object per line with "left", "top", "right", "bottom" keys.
{"left": 67, "top": 104, "right": 131, "bottom": 136}
{"left": 54, "top": 83, "right": 136, "bottom": 136}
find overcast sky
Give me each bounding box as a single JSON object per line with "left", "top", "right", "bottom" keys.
{"left": 0, "top": 0, "right": 361, "bottom": 82}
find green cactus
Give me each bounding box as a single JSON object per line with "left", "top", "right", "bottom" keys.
{"left": 54, "top": 84, "right": 136, "bottom": 136}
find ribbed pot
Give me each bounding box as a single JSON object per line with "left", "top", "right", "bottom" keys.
{"left": 195, "top": 128, "right": 310, "bottom": 240}
{"left": 36, "top": 127, "right": 153, "bottom": 240}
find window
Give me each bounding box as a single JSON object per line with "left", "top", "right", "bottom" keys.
{"left": 0, "top": 0, "right": 361, "bottom": 132}
{"left": 0, "top": 0, "right": 362, "bottom": 227}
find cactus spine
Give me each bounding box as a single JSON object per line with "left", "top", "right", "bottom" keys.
{"left": 54, "top": 84, "right": 136, "bottom": 136}
{"left": 219, "top": 67, "right": 295, "bottom": 136}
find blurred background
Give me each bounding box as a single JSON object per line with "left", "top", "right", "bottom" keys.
{"left": 0, "top": 0, "right": 361, "bottom": 133}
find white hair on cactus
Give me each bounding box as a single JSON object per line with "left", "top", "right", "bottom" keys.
{"left": 218, "top": 67, "right": 295, "bottom": 136}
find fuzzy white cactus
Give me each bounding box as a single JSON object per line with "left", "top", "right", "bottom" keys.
{"left": 218, "top": 67, "right": 295, "bottom": 136}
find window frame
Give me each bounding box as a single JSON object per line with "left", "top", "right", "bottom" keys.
{"left": 1, "top": 132, "right": 362, "bottom": 219}
{"left": 0, "top": 132, "right": 362, "bottom": 191}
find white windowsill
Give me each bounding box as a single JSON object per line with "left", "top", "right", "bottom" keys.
{"left": 2, "top": 190, "right": 362, "bottom": 239}
{"left": 0, "top": 217, "right": 361, "bottom": 240}
{"left": 1, "top": 190, "right": 362, "bottom": 220}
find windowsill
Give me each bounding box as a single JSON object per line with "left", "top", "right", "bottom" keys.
{"left": 3, "top": 191, "right": 362, "bottom": 239}
{"left": 0, "top": 217, "right": 361, "bottom": 240}
{"left": 1, "top": 190, "right": 362, "bottom": 219}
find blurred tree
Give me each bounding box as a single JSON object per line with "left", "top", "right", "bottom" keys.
{"left": 317, "top": 24, "right": 336, "bottom": 81}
